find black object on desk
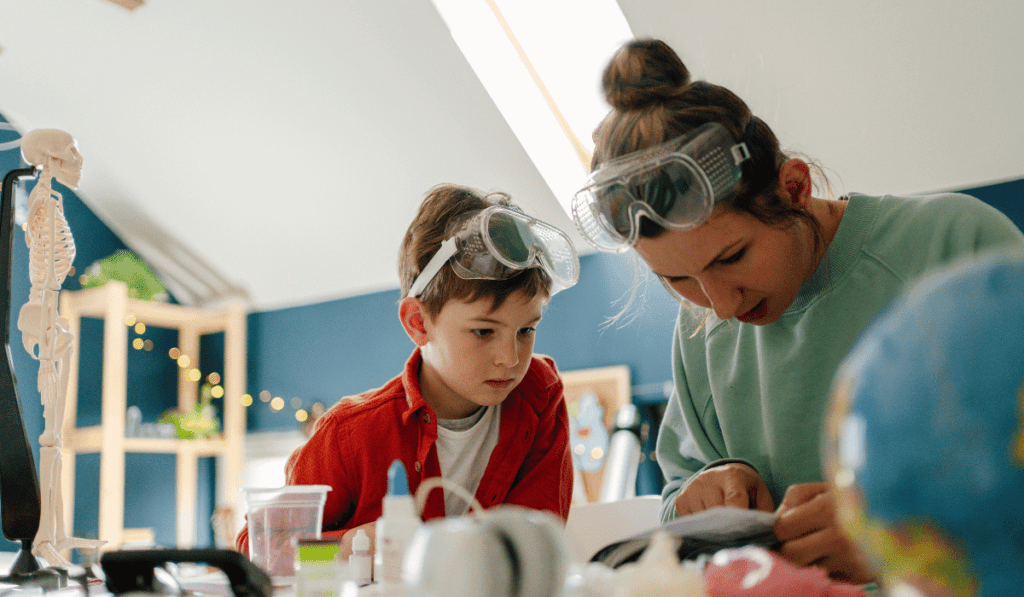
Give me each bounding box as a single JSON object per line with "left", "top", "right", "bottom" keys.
{"left": 590, "top": 506, "right": 780, "bottom": 568}
{"left": 100, "top": 549, "right": 273, "bottom": 597}
{"left": 0, "top": 164, "right": 62, "bottom": 589}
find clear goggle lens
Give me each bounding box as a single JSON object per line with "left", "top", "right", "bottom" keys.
{"left": 451, "top": 206, "right": 579, "bottom": 290}
{"left": 572, "top": 122, "right": 749, "bottom": 253}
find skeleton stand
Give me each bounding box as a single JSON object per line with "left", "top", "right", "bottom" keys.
{"left": 0, "top": 165, "right": 64, "bottom": 588}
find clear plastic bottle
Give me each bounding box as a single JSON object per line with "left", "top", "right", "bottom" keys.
{"left": 374, "top": 460, "right": 420, "bottom": 587}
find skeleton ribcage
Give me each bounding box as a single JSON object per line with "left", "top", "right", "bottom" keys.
{"left": 27, "top": 193, "right": 76, "bottom": 302}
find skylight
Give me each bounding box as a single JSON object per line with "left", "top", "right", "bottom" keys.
{"left": 431, "top": 0, "right": 633, "bottom": 216}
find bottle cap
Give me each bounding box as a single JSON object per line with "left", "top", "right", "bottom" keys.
{"left": 352, "top": 528, "right": 370, "bottom": 553}
{"left": 388, "top": 460, "right": 409, "bottom": 495}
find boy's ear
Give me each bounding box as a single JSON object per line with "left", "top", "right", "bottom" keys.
{"left": 399, "top": 297, "right": 429, "bottom": 346}
{"left": 778, "top": 158, "right": 812, "bottom": 208}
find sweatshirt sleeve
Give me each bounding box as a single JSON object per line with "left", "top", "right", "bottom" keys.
{"left": 655, "top": 314, "right": 757, "bottom": 523}
{"left": 656, "top": 320, "right": 712, "bottom": 522}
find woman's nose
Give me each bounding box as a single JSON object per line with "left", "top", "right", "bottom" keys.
{"left": 700, "top": 277, "right": 742, "bottom": 320}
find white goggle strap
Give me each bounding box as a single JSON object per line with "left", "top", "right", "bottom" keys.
{"left": 408, "top": 237, "right": 458, "bottom": 298}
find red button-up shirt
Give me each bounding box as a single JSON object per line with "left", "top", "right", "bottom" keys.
{"left": 236, "top": 348, "right": 573, "bottom": 554}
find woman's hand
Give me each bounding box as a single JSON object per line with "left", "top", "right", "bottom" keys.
{"left": 674, "top": 462, "right": 775, "bottom": 516}
{"left": 773, "top": 482, "right": 878, "bottom": 584}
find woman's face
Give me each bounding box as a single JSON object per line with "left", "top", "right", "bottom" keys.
{"left": 634, "top": 208, "right": 816, "bottom": 325}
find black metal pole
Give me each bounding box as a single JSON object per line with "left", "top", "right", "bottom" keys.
{"left": 0, "top": 165, "right": 63, "bottom": 587}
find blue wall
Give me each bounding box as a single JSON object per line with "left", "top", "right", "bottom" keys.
{"left": 3, "top": 108, "right": 1023, "bottom": 554}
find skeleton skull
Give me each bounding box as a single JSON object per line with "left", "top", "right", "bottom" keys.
{"left": 21, "top": 128, "right": 84, "bottom": 189}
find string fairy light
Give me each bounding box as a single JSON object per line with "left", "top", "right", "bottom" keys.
{"left": 128, "top": 330, "right": 317, "bottom": 421}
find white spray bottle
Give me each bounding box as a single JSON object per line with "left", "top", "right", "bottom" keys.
{"left": 374, "top": 459, "right": 420, "bottom": 587}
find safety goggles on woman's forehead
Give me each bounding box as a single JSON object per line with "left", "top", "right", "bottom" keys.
{"left": 408, "top": 205, "right": 580, "bottom": 298}
{"left": 572, "top": 122, "right": 751, "bottom": 253}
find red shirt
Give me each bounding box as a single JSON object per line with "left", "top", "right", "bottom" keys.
{"left": 236, "top": 348, "right": 573, "bottom": 553}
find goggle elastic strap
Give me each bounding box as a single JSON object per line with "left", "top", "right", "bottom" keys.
{"left": 408, "top": 237, "right": 458, "bottom": 298}
{"left": 731, "top": 143, "right": 751, "bottom": 166}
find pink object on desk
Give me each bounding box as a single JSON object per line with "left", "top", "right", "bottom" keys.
{"left": 704, "top": 546, "right": 867, "bottom": 597}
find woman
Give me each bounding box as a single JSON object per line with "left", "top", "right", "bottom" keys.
{"left": 573, "top": 38, "right": 1024, "bottom": 582}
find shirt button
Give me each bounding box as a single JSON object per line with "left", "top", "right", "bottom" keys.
{"left": 422, "top": 412, "right": 431, "bottom": 424}
{"left": 414, "top": 461, "right": 422, "bottom": 472}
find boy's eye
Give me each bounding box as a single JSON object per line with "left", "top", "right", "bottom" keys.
{"left": 518, "top": 327, "right": 536, "bottom": 336}
{"left": 472, "top": 329, "right": 494, "bottom": 337}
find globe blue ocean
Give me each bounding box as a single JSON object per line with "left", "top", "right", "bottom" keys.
{"left": 829, "top": 252, "right": 1024, "bottom": 596}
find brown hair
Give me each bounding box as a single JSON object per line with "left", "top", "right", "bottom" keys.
{"left": 594, "top": 38, "right": 826, "bottom": 249}
{"left": 398, "top": 184, "right": 551, "bottom": 317}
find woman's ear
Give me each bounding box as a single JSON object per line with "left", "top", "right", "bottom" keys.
{"left": 399, "top": 297, "right": 429, "bottom": 346}
{"left": 778, "top": 158, "right": 812, "bottom": 208}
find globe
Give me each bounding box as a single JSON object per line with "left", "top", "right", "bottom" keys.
{"left": 827, "top": 253, "right": 1024, "bottom": 597}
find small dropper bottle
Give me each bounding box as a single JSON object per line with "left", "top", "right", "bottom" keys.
{"left": 348, "top": 528, "right": 372, "bottom": 586}
{"left": 374, "top": 459, "right": 420, "bottom": 587}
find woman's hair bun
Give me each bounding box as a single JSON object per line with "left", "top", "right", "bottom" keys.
{"left": 602, "top": 38, "right": 691, "bottom": 111}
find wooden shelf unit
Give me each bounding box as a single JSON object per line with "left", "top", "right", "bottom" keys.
{"left": 59, "top": 281, "right": 247, "bottom": 549}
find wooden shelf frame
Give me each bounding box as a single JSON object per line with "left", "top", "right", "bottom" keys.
{"left": 561, "top": 365, "right": 632, "bottom": 503}
{"left": 59, "top": 281, "right": 247, "bottom": 549}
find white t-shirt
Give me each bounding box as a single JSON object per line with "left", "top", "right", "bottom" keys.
{"left": 435, "top": 405, "right": 501, "bottom": 516}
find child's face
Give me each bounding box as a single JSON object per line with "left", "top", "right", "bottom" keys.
{"left": 418, "top": 290, "right": 547, "bottom": 420}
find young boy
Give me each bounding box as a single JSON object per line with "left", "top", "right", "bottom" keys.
{"left": 235, "top": 184, "right": 578, "bottom": 557}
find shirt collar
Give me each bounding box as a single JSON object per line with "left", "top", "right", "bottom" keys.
{"left": 401, "top": 347, "right": 431, "bottom": 424}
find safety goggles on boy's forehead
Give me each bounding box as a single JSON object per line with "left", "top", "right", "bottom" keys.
{"left": 572, "top": 122, "right": 751, "bottom": 253}
{"left": 408, "top": 205, "right": 580, "bottom": 298}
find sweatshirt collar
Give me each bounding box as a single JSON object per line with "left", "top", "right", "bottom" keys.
{"left": 788, "top": 194, "right": 876, "bottom": 312}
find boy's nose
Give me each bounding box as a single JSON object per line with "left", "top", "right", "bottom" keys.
{"left": 494, "top": 336, "right": 520, "bottom": 368}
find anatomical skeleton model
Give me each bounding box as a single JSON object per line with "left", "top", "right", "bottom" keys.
{"left": 17, "top": 129, "right": 104, "bottom": 566}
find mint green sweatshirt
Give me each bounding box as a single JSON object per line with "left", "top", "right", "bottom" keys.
{"left": 656, "top": 192, "right": 1024, "bottom": 522}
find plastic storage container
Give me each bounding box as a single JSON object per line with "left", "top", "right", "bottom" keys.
{"left": 242, "top": 485, "right": 331, "bottom": 579}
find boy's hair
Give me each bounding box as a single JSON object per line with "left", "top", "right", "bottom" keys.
{"left": 399, "top": 184, "right": 551, "bottom": 317}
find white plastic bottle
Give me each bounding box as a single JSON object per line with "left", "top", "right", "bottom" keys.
{"left": 348, "top": 528, "right": 373, "bottom": 586}
{"left": 374, "top": 459, "right": 420, "bottom": 587}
